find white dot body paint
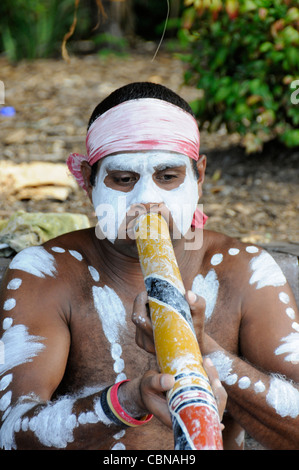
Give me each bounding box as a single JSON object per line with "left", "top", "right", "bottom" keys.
{"left": 266, "top": 375, "right": 299, "bottom": 418}
{"left": 112, "top": 442, "right": 126, "bottom": 450}
{"left": 254, "top": 380, "right": 266, "bottom": 394}
{"left": 279, "top": 292, "right": 290, "bottom": 304}
{"left": 51, "top": 247, "right": 65, "bottom": 253}
{"left": 292, "top": 322, "right": 299, "bottom": 332}
{"left": 7, "top": 278, "right": 22, "bottom": 290}
{"left": 286, "top": 308, "right": 296, "bottom": 320}
{"left": 9, "top": 246, "right": 57, "bottom": 278}
{"left": 235, "top": 429, "right": 245, "bottom": 448}
{"left": 91, "top": 152, "right": 199, "bottom": 243}
{"left": 225, "top": 374, "right": 238, "bottom": 386}
{"left": 249, "top": 251, "right": 287, "bottom": 289}
{"left": 0, "top": 374, "right": 13, "bottom": 391}
{"left": 210, "top": 253, "right": 223, "bottom": 266}
{"left": 0, "top": 391, "right": 12, "bottom": 411}
{"left": 238, "top": 376, "right": 251, "bottom": 389}
{"left": 88, "top": 266, "right": 100, "bottom": 282}
{"left": 228, "top": 248, "right": 240, "bottom": 256}
{"left": 192, "top": 269, "right": 219, "bottom": 321}
{"left": 246, "top": 246, "right": 259, "bottom": 253}
{"left": 275, "top": 332, "right": 299, "bottom": 364}
{"left": 69, "top": 250, "right": 83, "bottom": 261}
{"left": 92, "top": 285, "right": 127, "bottom": 381}
{"left": 3, "top": 317, "right": 13, "bottom": 330}
{"left": 3, "top": 299, "right": 16, "bottom": 311}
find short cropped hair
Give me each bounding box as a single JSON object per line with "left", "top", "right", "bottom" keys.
{"left": 88, "top": 82, "right": 199, "bottom": 185}
{"left": 88, "top": 81, "right": 195, "bottom": 129}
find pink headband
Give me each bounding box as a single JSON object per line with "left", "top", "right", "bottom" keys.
{"left": 67, "top": 98, "right": 200, "bottom": 191}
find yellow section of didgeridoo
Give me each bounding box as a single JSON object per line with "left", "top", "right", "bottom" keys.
{"left": 135, "top": 213, "right": 223, "bottom": 450}
{"left": 149, "top": 298, "right": 202, "bottom": 375}
{"left": 135, "top": 213, "right": 210, "bottom": 383}
{"left": 134, "top": 212, "right": 184, "bottom": 294}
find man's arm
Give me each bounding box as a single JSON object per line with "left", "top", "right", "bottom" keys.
{"left": 0, "top": 247, "right": 175, "bottom": 450}
{"left": 199, "top": 249, "right": 299, "bottom": 449}
{"left": 133, "top": 248, "right": 299, "bottom": 449}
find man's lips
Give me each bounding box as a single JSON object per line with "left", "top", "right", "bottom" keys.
{"left": 119, "top": 204, "right": 174, "bottom": 240}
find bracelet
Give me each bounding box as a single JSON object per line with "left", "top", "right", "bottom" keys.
{"left": 101, "top": 380, "right": 153, "bottom": 428}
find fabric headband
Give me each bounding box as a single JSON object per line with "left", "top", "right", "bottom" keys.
{"left": 67, "top": 98, "right": 200, "bottom": 191}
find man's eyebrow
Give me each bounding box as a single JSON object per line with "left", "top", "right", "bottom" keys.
{"left": 105, "top": 163, "right": 137, "bottom": 172}
{"left": 154, "top": 163, "right": 186, "bottom": 171}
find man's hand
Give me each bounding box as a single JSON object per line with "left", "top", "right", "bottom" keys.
{"left": 131, "top": 291, "right": 227, "bottom": 425}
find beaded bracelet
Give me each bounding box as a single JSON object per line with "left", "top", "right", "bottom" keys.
{"left": 101, "top": 379, "right": 153, "bottom": 428}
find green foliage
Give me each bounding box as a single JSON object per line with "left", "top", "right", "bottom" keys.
{"left": 0, "top": 0, "right": 90, "bottom": 61}
{"left": 93, "top": 33, "right": 129, "bottom": 58}
{"left": 180, "top": 0, "right": 299, "bottom": 152}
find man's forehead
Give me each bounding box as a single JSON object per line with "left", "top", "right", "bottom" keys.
{"left": 101, "top": 151, "right": 190, "bottom": 172}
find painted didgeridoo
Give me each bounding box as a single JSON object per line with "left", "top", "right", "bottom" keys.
{"left": 134, "top": 213, "right": 223, "bottom": 450}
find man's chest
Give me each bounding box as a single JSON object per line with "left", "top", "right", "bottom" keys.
{"left": 63, "top": 269, "right": 240, "bottom": 393}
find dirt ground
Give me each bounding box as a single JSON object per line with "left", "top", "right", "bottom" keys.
{"left": 0, "top": 48, "right": 298, "bottom": 247}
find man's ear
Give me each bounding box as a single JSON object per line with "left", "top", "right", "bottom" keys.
{"left": 195, "top": 154, "right": 206, "bottom": 201}
{"left": 80, "top": 161, "right": 93, "bottom": 201}
{"left": 196, "top": 154, "right": 207, "bottom": 184}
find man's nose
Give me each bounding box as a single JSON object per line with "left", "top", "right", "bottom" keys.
{"left": 128, "top": 202, "right": 163, "bottom": 215}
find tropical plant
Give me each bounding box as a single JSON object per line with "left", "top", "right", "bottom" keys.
{"left": 179, "top": 0, "right": 299, "bottom": 152}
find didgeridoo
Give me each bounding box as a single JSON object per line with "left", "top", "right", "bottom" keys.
{"left": 134, "top": 213, "right": 223, "bottom": 450}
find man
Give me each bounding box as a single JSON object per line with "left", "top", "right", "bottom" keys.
{"left": 0, "top": 82, "right": 298, "bottom": 450}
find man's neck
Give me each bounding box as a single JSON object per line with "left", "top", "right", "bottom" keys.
{"left": 91, "top": 229, "right": 203, "bottom": 293}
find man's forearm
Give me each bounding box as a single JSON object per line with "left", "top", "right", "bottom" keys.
{"left": 1, "top": 386, "right": 127, "bottom": 450}
{"left": 207, "top": 350, "right": 299, "bottom": 450}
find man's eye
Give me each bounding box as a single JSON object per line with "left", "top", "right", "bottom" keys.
{"left": 158, "top": 173, "right": 178, "bottom": 181}
{"left": 114, "top": 175, "right": 137, "bottom": 184}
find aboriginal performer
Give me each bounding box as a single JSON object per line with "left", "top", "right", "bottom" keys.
{"left": 0, "top": 82, "right": 298, "bottom": 451}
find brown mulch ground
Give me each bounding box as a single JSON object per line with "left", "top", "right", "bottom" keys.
{"left": 0, "top": 49, "right": 298, "bottom": 246}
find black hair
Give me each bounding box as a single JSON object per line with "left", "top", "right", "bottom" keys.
{"left": 88, "top": 82, "right": 199, "bottom": 184}
{"left": 88, "top": 81, "right": 195, "bottom": 129}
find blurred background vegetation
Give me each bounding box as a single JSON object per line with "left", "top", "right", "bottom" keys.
{"left": 0, "top": 0, "right": 298, "bottom": 153}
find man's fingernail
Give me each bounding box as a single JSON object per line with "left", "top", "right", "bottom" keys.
{"left": 214, "top": 378, "right": 222, "bottom": 389}
{"left": 204, "top": 357, "right": 214, "bottom": 368}
{"left": 187, "top": 290, "right": 197, "bottom": 304}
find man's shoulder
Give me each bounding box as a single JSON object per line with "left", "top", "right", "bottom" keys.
{"left": 6, "top": 228, "right": 95, "bottom": 283}
{"left": 202, "top": 229, "right": 266, "bottom": 276}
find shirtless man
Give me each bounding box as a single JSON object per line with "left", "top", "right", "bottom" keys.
{"left": 0, "top": 82, "right": 298, "bottom": 450}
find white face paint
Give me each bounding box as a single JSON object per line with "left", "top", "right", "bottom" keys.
{"left": 92, "top": 152, "right": 199, "bottom": 243}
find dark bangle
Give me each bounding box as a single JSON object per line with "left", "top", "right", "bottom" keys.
{"left": 101, "top": 380, "right": 153, "bottom": 427}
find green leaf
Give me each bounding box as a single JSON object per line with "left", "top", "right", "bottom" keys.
{"left": 280, "top": 129, "right": 299, "bottom": 147}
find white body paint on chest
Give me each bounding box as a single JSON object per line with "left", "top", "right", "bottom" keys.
{"left": 192, "top": 269, "right": 219, "bottom": 321}
{"left": 92, "top": 152, "right": 198, "bottom": 243}
{"left": 249, "top": 251, "right": 286, "bottom": 289}
{"left": 9, "top": 246, "right": 57, "bottom": 278}
{"left": 92, "top": 285, "right": 127, "bottom": 382}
